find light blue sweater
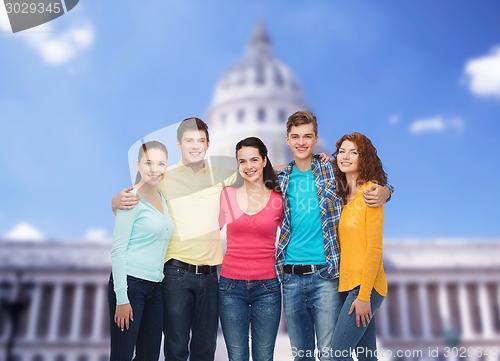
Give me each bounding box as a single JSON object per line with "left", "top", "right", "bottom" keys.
{"left": 111, "top": 190, "right": 174, "bottom": 304}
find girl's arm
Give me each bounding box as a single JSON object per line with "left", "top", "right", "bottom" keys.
{"left": 350, "top": 198, "right": 384, "bottom": 327}
{"left": 110, "top": 206, "right": 137, "bottom": 330}
{"left": 358, "top": 203, "right": 384, "bottom": 302}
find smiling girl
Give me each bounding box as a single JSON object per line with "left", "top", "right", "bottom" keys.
{"left": 218, "top": 137, "right": 283, "bottom": 361}
{"left": 108, "top": 141, "right": 174, "bottom": 361}
{"left": 332, "top": 132, "right": 388, "bottom": 361}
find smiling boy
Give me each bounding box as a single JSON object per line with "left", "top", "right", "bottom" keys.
{"left": 275, "top": 111, "right": 391, "bottom": 361}
{"left": 113, "top": 117, "right": 236, "bottom": 361}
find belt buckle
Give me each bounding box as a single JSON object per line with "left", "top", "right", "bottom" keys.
{"left": 302, "top": 265, "right": 315, "bottom": 275}
{"left": 195, "top": 265, "right": 203, "bottom": 275}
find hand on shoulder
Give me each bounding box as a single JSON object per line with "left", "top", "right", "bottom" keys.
{"left": 112, "top": 186, "right": 140, "bottom": 213}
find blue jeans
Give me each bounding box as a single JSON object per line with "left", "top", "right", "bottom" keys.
{"left": 108, "top": 274, "right": 163, "bottom": 361}
{"left": 219, "top": 276, "right": 281, "bottom": 361}
{"left": 282, "top": 267, "right": 341, "bottom": 361}
{"left": 162, "top": 263, "right": 219, "bottom": 361}
{"left": 331, "top": 287, "right": 385, "bottom": 361}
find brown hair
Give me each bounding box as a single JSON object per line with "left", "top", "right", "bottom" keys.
{"left": 286, "top": 111, "right": 318, "bottom": 136}
{"left": 333, "top": 132, "right": 387, "bottom": 204}
{"left": 135, "top": 141, "right": 168, "bottom": 184}
{"left": 176, "top": 117, "right": 210, "bottom": 144}
{"left": 235, "top": 137, "right": 280, "bottom": 192}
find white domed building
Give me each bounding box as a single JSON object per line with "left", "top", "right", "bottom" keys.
{"left": 206, "top": 23, "right": 329, "bottom": 164}
{"left": 1, "top": 24, "right": 499, "bottom": 361}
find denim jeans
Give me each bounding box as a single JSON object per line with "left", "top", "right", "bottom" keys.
{"left": 331, "top": 287, "right": 385, "bottom": 361}
{"left": 219, "top": 276, "right": 281, "bottom": 361}
{"left": 282, "top": 267, "right": 341, "bottom": 361}
{"left": 161, "top": 263, "right": 219, "bottom": 361}
{"left": 108, "top": 274, "right": 163, "bottom": 361}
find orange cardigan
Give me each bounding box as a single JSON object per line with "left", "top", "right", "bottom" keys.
{"left": 338, "top": 182, "right": 387, "bottom": 301}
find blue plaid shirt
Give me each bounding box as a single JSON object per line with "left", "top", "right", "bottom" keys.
{"left": 275, "top": 155, "right": 342, "bottom": 282}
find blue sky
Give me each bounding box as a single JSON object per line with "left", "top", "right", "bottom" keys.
{"left": 1, "top": 1, "right": 499, "bottom": 242}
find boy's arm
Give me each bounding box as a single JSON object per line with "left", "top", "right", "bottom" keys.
{"left": 363, "top": 183, "right": 394, "bottom": 208}
{"left": 111, "top": 186, "right": 139, "bottom": 215}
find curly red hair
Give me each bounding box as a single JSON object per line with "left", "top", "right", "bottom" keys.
{"left": 334, "top": 132, "right": 388, "bottom": 204}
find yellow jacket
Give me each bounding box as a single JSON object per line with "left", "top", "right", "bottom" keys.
{"left": 338, "top": 182, "right": 387, "bottom": 301}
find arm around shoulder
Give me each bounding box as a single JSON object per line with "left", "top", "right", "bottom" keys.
{"left": 363, "top": 182, "right": 393, "bottom": 208}
{"left": 111, "top": 186, "right": 140, "bottom": 215}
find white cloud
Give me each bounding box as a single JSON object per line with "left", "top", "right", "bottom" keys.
{"left": 409, "top": 116, "right": 464, "bottom": 134}
{"left": 0, "top": 1, "right": 94, "bottom": 66}
{"left": 464, "top": 47, "right": 500, "bottom": 98}
{"left": 3, "top": 222, "right": 45, "bottom": 241}
{"left": 24, "top": 21, "right": 94, "bottom": 65}
{"left": 84, "top": 228, "right": 111, "bottom": 243}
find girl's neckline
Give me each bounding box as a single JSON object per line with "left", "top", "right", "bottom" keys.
{"left": 134, "top": 187, "right": 165, "bottom": 215}
{"left": 235, "top": 188, "right": 273, "bottom": 216}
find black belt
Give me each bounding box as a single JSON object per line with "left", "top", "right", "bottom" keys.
{"left": 166, "top": 259, "right": 217, "bottom": 275}
{"left": 283, "top": 264, "right": 326, "bottom": 275}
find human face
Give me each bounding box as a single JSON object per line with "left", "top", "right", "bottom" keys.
{"left": 285, "top": 124, "right": 318, "bottom": 161}
{"left": 237, "top": 146, "right": 267, "bottom": 184}
{"left": 177, "top": 129, "right": 209, "bottom": 165}
{"left": 136, "top": 148, "right": 167, "bottom": 186}
{"left": 336, "top": 140, "right": 359, "bottom": 176}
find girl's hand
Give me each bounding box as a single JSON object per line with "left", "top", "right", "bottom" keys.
{"left": 349, "top": 298, "right": 372, "bottom": 327}
{"left": 114, "top": 303, "right": 134, "bottom": 331}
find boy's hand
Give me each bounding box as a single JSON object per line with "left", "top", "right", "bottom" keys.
{"left": 111, "top": 186, "right": 139, "bottom": 214}
{"left": 363, "top": 184, "right": 390, "bottom": 208}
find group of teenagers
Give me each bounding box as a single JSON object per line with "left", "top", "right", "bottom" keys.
{"left": 109, "top": 111, "right": 393, "bottom": 361}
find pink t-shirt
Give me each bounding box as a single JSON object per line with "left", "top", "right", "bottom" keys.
{"left": 219, "top": 187, "right": 283, "bottom": 280}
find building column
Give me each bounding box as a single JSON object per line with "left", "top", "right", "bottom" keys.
{"left": 497, "top": 283, "right": 500, "bottom": 335}
{"left": 438, "top": 282, "right": 453, "bottom": 338}
{"left": 0, "top": 303, "right": 12, "bottom": 343}
{"left": 48, "top": 283, "right": 63, "bottom": 341}
{"left": 70, "top": 283, "right": 84, "bottom": 341}
{"left": 457, "top": 283, "right": 473, "bottom": 340}
{"left": 91, "top": 283, "right": 106, "bottom": 341}
{"left": 25, "top": 283, "right": 42, "bottom": 341}
{"left": 418, "top": 282, "right": 432, "bottom": 340}
{"left": 376, "top": 301, "right": 390, "bottom": 340}
{"left": 477, "top": 282, "right": 494, "bottom": 339}
{"left": 397, "top": 283, "right": 411, "bottom": 340}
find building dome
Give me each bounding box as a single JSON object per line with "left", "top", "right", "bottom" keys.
{"left": 210, "top": 23, "right": 307, "bottom": 112}
{"left": 206, "top": 23, "right": 310, "bottom": 164}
